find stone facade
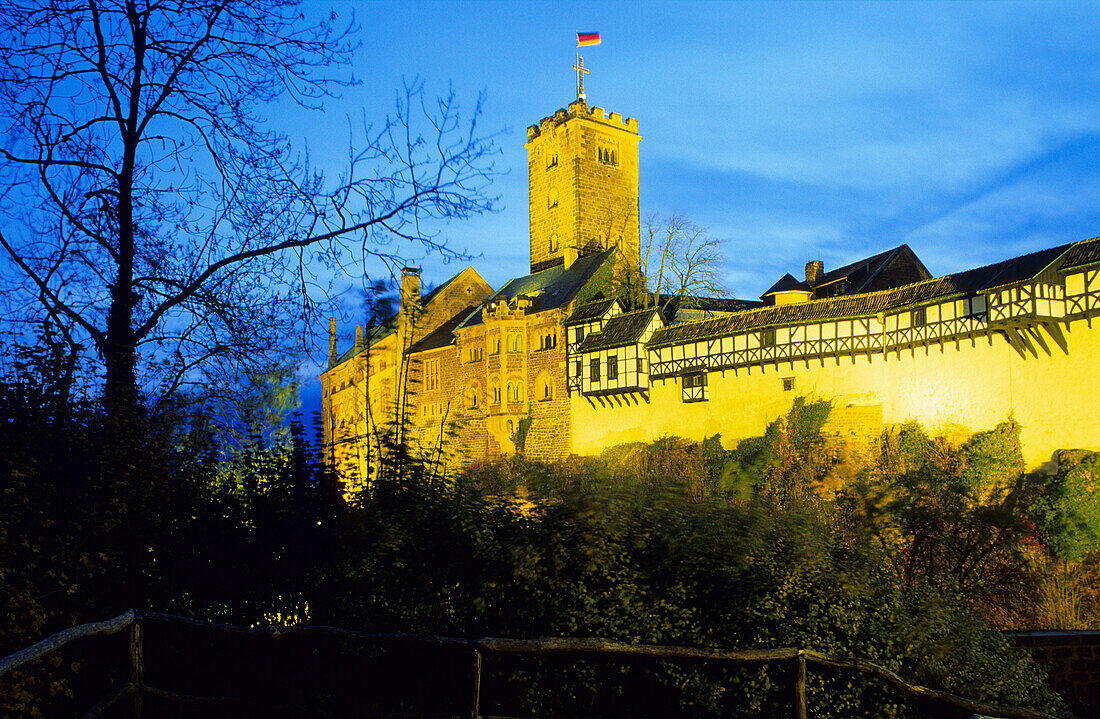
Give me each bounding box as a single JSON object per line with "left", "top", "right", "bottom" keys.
{"left": 526, "top": 100, "right": 640, "bottom": 275}
{"left": 322, "top": 92, "right": 1100, "bottom": 483}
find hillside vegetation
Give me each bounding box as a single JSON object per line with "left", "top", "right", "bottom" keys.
{"left": 3, "top": 349, "right": 1096, "bottom": 716}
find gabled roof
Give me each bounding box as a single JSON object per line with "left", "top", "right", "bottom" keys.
{"left": 949, "top": 244, "right": 1070, "bottom": 292}
{"left": 563, "top": 297, "right": 619, "bottom": 326}
{"left": 334, "top": 317, "right": 396, "bottom": 364}
{"left": 762, "top": 273, "right": 811, "bottom": 297}
{"left": 331, "top": 267, "right": 481, "bottom": 366}
{"left": 648, "top": 237, "right": 1100, "bottom": 349}
{"left": 1061, "top": 236, "right": 1100, "bottom": 270}
{"left": 812, "top": 244, "right": 930, "bottom": 295}
{"left": 408, "top": 305, "right": 481, "bottom": 353}
{"left": 577, "top": 307, "right": 661, "bottom": 353}
{"left": 655, "top": 295, "right": 764, "bottom": 324}
{"left": 419, "top": 271, "right": 460, "bottom": 306}
{"left": 459, "top": 247, "right": 615, "bottom": 329}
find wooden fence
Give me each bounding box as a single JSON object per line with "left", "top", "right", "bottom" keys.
{"left": 0, "top": 609, "right": 1059, "bottom": 719}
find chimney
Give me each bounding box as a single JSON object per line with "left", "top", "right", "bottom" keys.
{"left": 327, "top": 318, "right": 337, "bottom": 368}
{"left": 805, "top": 260, "right": 824, "bottom": 287}
{"left": 401, "top": 267, "right": 421, "bottom": 310}
{"left": 355, "top": 324, "right": 364, "bottom": 351}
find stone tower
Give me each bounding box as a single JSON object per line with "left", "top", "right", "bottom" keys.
{"left": 525, "top": 99, "right": 641, "bottom": 274}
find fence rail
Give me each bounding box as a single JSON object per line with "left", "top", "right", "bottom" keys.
{"left": 1, "top": 609, "right": 1059, "bottom": 719}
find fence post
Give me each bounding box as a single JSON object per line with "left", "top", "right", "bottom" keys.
{"left": 129, "top": 619, "right": 144, "bottom": 719}
{"left": 470, "top": 647, "right": 482, "bottom": 719}
{"left": 794, "top": 650, "right": 807, "bottom": 719}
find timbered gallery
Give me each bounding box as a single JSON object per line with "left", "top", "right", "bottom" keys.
{"left": 321, "top": 94, "right": 1100, "bottom": 481}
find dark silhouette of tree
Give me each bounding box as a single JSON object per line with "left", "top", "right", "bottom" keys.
{"left": 0, "top": 0, "right": 496, "bottom": 417}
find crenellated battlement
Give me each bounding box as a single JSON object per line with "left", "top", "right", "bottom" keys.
{"left": 527, "top": 99, "right": 639, "bottom": 141}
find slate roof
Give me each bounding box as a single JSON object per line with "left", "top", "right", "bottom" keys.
{"left": 762, "top": 273, "right": 811, "bottom": 296}
{"left": 577, "top": 308, "right": 661, "bottom": 352}
{"left": 658, "top": 295, "right": 764, "bottom": 323}
{"left": 408, "top": 306, "right": 481, "bottom": 353}
{"left": 812, "top": 244, "right": 930, "bottom": 294}
{"left": 458, "top": 247, "right": 615, "bottom": 329}
{"left": 648, "top": 237, "right": 1100, "bottom": 349}
{"left": 1061, "top": 237, "right": 1100, "bottom": 270}
{"left": 563, "top": 297, "right": 618, "bottom": 326}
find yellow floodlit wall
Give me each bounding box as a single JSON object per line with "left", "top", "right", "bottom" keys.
{"left": 573, "top": 313, "right": 1100, "bottom": 470}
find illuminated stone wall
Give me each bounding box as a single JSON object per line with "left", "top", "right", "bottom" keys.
{"left": 526, "top": 100, "right": 640, "bottom": 274}
{"left": 572, "top": 312, "right": 1100, "bottom": 469}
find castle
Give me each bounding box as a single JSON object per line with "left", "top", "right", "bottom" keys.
{"left": 321, "top": 95, "right": 1100, "bottom": 484}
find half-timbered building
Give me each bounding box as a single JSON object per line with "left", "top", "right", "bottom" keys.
{"left": 568, "top": 237, "right": 1100, "bottom": 468}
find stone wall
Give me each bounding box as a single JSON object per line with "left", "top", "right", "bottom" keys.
{"left": 1007, "top": 631, "right": 1100, "bottom": 717}
{"left": 526, "top": 100, "right": 639, "bottom": 274}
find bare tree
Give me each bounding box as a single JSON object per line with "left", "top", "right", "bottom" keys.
{"left": 0, "top": 0, "right": 496, "bottom": 417}
{"left": 641, "top": 212, "right": 725, "bottom": 314}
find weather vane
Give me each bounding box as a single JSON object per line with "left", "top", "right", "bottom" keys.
{"left": 575, "top": 32, "right": 601, "bottom": 100}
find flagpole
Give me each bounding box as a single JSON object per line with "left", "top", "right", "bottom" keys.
{"left": 576, "top": 47, "right": 582, "bottom": 100}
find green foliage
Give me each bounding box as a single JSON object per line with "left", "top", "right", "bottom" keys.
{"left": 721, "top": 397, "right": 836, "bottom": 499}
{"left": 959, "top": 418, "right": 1025, "bottom": 499}
{"left": 1035, "top": 450, "right": 1100, "bottom": 562}
{"left": 0, "top": 364, "right": 1075, "bottom": 716}
{"left": 510, "top": 410, "right": 534, "bottom": 453}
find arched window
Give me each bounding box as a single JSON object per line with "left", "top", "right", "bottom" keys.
{"left": 507, "top": 381, "right": 523, "bottom": 403}
{"left": 490, "top": 380, "right": 501, "bottom": 404}
{"left": 549, "top": 233, "right": 559, "bottom": 253}
{"left": 506, "top": 333, "right": 523, "bottom": 352}
{"left": 548, "top": 187, "right": 558, "bottom": 209}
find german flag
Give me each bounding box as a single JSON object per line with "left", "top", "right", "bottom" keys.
{"left": 577, "top": 32, "right": 601, "bottom": 47}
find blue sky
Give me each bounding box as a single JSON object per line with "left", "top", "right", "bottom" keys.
{"left": 283, "top": 0, "right": 1100, "bottom": 394}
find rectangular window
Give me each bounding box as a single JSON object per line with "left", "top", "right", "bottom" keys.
{"left": 590, "top": 357, "right": 601, "bottom": 382}
{"left": 574, "top": 360, "right": 582, "bottom": 378}
{"left": 912, "top": 307, "right": 927, "bottom": 327}
{"left": 424, "top": 359, "right": 439, "bottom": 391}
{"left": 607, "top": 355, "right": 618, "bottom": 380}
{"left": 761, "top": 327, "right": 776, "bottom": 347}
{"left": 783, "top": 377, "right": 794, "bottom": 392}
{"left": 575, "top": 327, "right": 585, "bottom": 344}
{"left": 637, "top": 357, "right": 644, "bottom": 373}
{"left": 682, "top": 372, "right": 708, "bottom": 403}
